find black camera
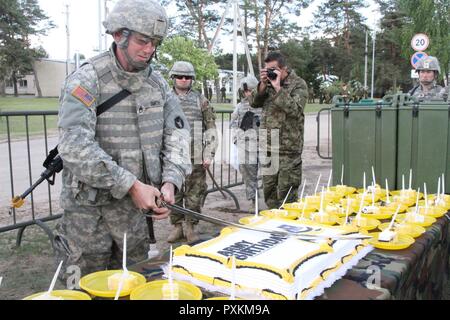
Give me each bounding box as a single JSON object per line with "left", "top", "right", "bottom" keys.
{"left": 267, "top": 68, "right": 278, "bottom": 80}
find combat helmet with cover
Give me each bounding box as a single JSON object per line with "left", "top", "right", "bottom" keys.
{"left": 103, "top": 0, "right": 168, "bottom": 45}
{"left": 239, "top": 75, "right": 259, "bottom": 91}
{"left": 416, "top": 56, "right": 441, "bottom": 74}
{"left": 169, "top": 61, "right": 196, "bottom": 79}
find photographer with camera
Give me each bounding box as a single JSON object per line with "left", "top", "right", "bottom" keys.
{"left": 230, "top": 75, "right": 262, "bottom": 213}
{"left": 252, "top": 51, "right": 308, "bottom": 208}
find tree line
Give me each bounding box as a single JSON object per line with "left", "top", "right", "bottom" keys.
{"left": 1, "top": 0, "right": 448, "bottom": 98}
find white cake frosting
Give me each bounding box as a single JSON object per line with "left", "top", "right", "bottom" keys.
{"left": 170, "top": 218, "right": 372, "bottom": 300}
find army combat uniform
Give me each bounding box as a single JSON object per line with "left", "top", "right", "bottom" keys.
{"left": 252, "top": 70, "right": 308, "bottom": 208}
{"left": 170, "top": 89, "right": 218, "bottom": 225}
{"left": 54, "top": 45, "right": 191, "bottom": 277}
{"left": 409, "top": 83, "right": 448, "bottom": 101}
{"left": 230, "top": 96, "right": 262, "bottom": 202}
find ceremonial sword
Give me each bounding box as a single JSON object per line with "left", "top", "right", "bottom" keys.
{"left": 148, "top": 201, "right": 372, "bottom": 241}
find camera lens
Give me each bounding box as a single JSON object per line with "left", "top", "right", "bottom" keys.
{"left": 267, "top": 68, "right": 277, "bottom": 80}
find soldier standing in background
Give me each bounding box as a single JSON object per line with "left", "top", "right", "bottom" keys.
{"left": 167, "top": 61, "right": 218, "bottom": 243}
{"left": 409, "top": 56, "right": 448, "bottom": 101}
{"left": 251, "top": 51, "right": 308, "bottom": 208}
{"left": 230, "top": 75, "right": 261, "bottom": 213}
{"left": 54, "top": 0, "right": 191, "bottom": 278}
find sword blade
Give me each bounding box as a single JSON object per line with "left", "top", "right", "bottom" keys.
{"left": 162, "top": 203, "right": 372, "bottom": 241}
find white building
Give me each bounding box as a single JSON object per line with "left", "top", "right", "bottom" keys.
{"left": 5, "top": 59, "right": 75, "bottom": 97}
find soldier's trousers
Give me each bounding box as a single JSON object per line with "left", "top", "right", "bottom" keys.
{"left": 262, "top": 153, "right": 302, "bottom": 209}
{"left": 54, "top": 197, "right": 149, "bottom": 281}
{"left": 170, "top": 164, "right": 207, "bottom": 225}
{"left": 240, "top": 163, "right": 258, "bottom": 201}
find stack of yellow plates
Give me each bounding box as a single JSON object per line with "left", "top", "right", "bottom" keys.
{"left": 378, "top": 223, "right": 426, "bottom": 238}
{"left": 406, "top": 206, "right": 446, "bottom": 218}
{"left": 395, "top": 213, "right": 436, "bottom": 227}
{"left": 79, "top": 270, "right": 146, "bottom": 298}
{"left": 23, "top": 290, "right": 92, "bottom": 300}
{"left": 260, "top": 209, "right": 298, "bottom": 220}
{"left": 130, "top": 280, "right": 202, "bottom": 300}
{"left": 368, "top": 232, "right": 415, "bottom": 250}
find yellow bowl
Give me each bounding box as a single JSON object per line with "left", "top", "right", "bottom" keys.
{"left": 378, "top": 222, "right": 426, "bottom": 238}
{"left": 396, "top": 213, "right": 436, "bottom": 227}
{"left": 345, "top": 194, "right": 374, "bottom": 205}
{"left": 260, "top": 209, "right": 298, "bottom": 220}
{"left": 344, "top": 216, "right": 380, "bottom": 231}
{"left": 368, "top": 232, "right": 415, "bottom": 250}
{"left": 380, "top": 195, "right": 416, "bottom": 207}
{"left": 130, "top": 280, "right": 202, "bottom": 300}
{"left": 23, "top": 290, "right": 92, "bottom": 300}
{"left": 376, "top": 201, "right": 408, "bottom": 213}
{"left": 79, "top": 270, "right": 146, "bottom": 298}
{"left": 406, "top": 206, "right": 446, "bottom": 218}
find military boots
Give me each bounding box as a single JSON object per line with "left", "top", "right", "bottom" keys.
{"left": 185, "top": 222, "right": 200, "bottom": 243}
{"left": 167, "top": 223, "right": 184, "bottom": 243}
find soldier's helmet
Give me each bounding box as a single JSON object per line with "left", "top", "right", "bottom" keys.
{"left": 169, "top": 61, "right": 196, "bottom": 79}
{"left": 240, "top": 75, "right": 259, "bottom": 91}
{"left": 103, "top": 0, "right": 168, "bottom": 44}
{"left": 416, "top": 56, "right": 441, "bottom": 74}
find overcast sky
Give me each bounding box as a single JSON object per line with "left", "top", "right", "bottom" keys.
{"left": 34, "top": 0, "right": 381, "bottom": 61}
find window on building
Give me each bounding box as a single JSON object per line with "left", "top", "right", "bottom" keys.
{"left": 19, "top": 79, "right": 28, "bottom": 88}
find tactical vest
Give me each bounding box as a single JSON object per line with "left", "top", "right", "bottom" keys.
{"left": 88, "top": 51, "right": 166, "bottom": 186}
{"left": 173, "top": 89, "right": 203, "bottom": 159}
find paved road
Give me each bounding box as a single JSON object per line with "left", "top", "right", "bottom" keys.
{"left": 0, "top": 112, "right": 332, "bottom": 211}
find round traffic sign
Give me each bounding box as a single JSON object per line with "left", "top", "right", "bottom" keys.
{"left": 411, "top": 33, "right": 429, "bottom": 51}
{"left": 411, "top": 51, "right": 428, "bottom": 68}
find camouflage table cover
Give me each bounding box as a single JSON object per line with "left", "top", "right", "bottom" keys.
{"left": 130, "top": 214, "right": 450, "bottom": 300}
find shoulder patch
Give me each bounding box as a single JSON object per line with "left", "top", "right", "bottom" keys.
{"left": 175, "top": 116, "right": 185, "bottom": 129}
{"left": 71, "top": 85, "right": 96, "bottom": 108}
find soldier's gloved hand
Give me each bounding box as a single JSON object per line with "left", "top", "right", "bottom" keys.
{"left": 129, "top": 180, "right": 162, "bottom": 213}
{"left": 153, "top": 182, "right": 176, "bottom": 219}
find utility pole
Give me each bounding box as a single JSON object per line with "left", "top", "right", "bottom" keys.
{"left": 371, "top": 31, "right": 376, "bottom": 99}
{"left": 65, "top": 4, "right": 71, "bottom": 76}
{"left": 364, "top": 30, "right": 368, "bottom": 90}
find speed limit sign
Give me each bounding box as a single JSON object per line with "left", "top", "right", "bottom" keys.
{"left": 411, "top": 33, "right": 429, "bottom": 51}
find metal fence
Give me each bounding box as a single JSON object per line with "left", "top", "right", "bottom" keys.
{"left": 0, "top": 109, "right": 243, "bottom": 244}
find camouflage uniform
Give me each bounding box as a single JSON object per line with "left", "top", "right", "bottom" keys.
{"left": 170, "top": 89, "right": 218, "bottom": 225}
{"left": 230, "top": 97, "right": 262, "bottom": 201}
{"left": 54, "top": 43, "right": 191, "bottom": 277}
{"left": 252, "top": 70, "right": 308, "bottom": 208}
{"left": 409, "top": 83, "right": 448, "bottom": 101}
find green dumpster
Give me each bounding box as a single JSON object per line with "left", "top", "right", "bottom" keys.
{"left": 397, "top": 99, "right": 450, "bottom": 194}
{"left": 331, "top": 96, "right": 397, "bottom": 189}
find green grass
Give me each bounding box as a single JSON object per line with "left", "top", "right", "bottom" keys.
{"left": 0, "top": 97, "right": 59, "bottom": 139}
{"left": 0, "top": 97, "right": 331, "bottom": 138}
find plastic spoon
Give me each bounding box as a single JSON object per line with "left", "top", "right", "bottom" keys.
{"left": 33, "top": 260, "right": 63, "bottom": 300}
{"left": 279, "top": 186, "right": 293, "bottom": 209}
{"left": 314, "top": 174, "right": 322, "bottom": 195}
{"left": 114, "top": 233, "right": 128, "bottom": 301}
{"left": 385, "top": 179, "right": 390, "bottom": 204}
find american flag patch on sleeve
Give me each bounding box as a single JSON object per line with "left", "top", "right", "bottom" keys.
{"left": 71, "top": 85, "right": 95, "bottom": 107}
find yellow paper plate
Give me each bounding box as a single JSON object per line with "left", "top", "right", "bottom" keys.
{"left": 380, "top": 196, "right": 416, "bottom": 207}
{"left": 282, "top": 202, "right": 318, "bottom": 213}
{"left": 396, "top": 214, "right": 436, "bottom": 227}
{"left": 378, "top": 223, "right": 426, "bottom": 238}
{"left": 390, "top": 190, "right": 424, "bottom": 199}
{"left": 310, "top": 212, "right": 339, "bottom": 225}
{"left": 260, "top": 209, "right": 298, "bottom": 220}
{"left": 23, "top": 290, "right": 92, "bottom": 300}
{"left": 238, "top": 215, "right": 266, "bottom": 225}
{"left": 79, "top": 270, "right": 146, "bottom": 298}
{"left": 368, "top": 232, "right": 415, "bottom": 250}
{"left": 344, "top": 216, "right": 380, "bottom": 231}
{"left": 360, "top": 206, "right": 395, "bottom": 220}
{"left": 328, "top": 185, "right": 356, "bottom": 196}
{"left": 130, "top": 280, "right": 202, "bottom": 300}
{"left": 408, "top": 205, "right": 447, "bottom": 218}
{"left": 324, "top": 204, "right": 357, "bottom": 217}
{"left": 345, "top": 194, "right": 373, "bottom": 205}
